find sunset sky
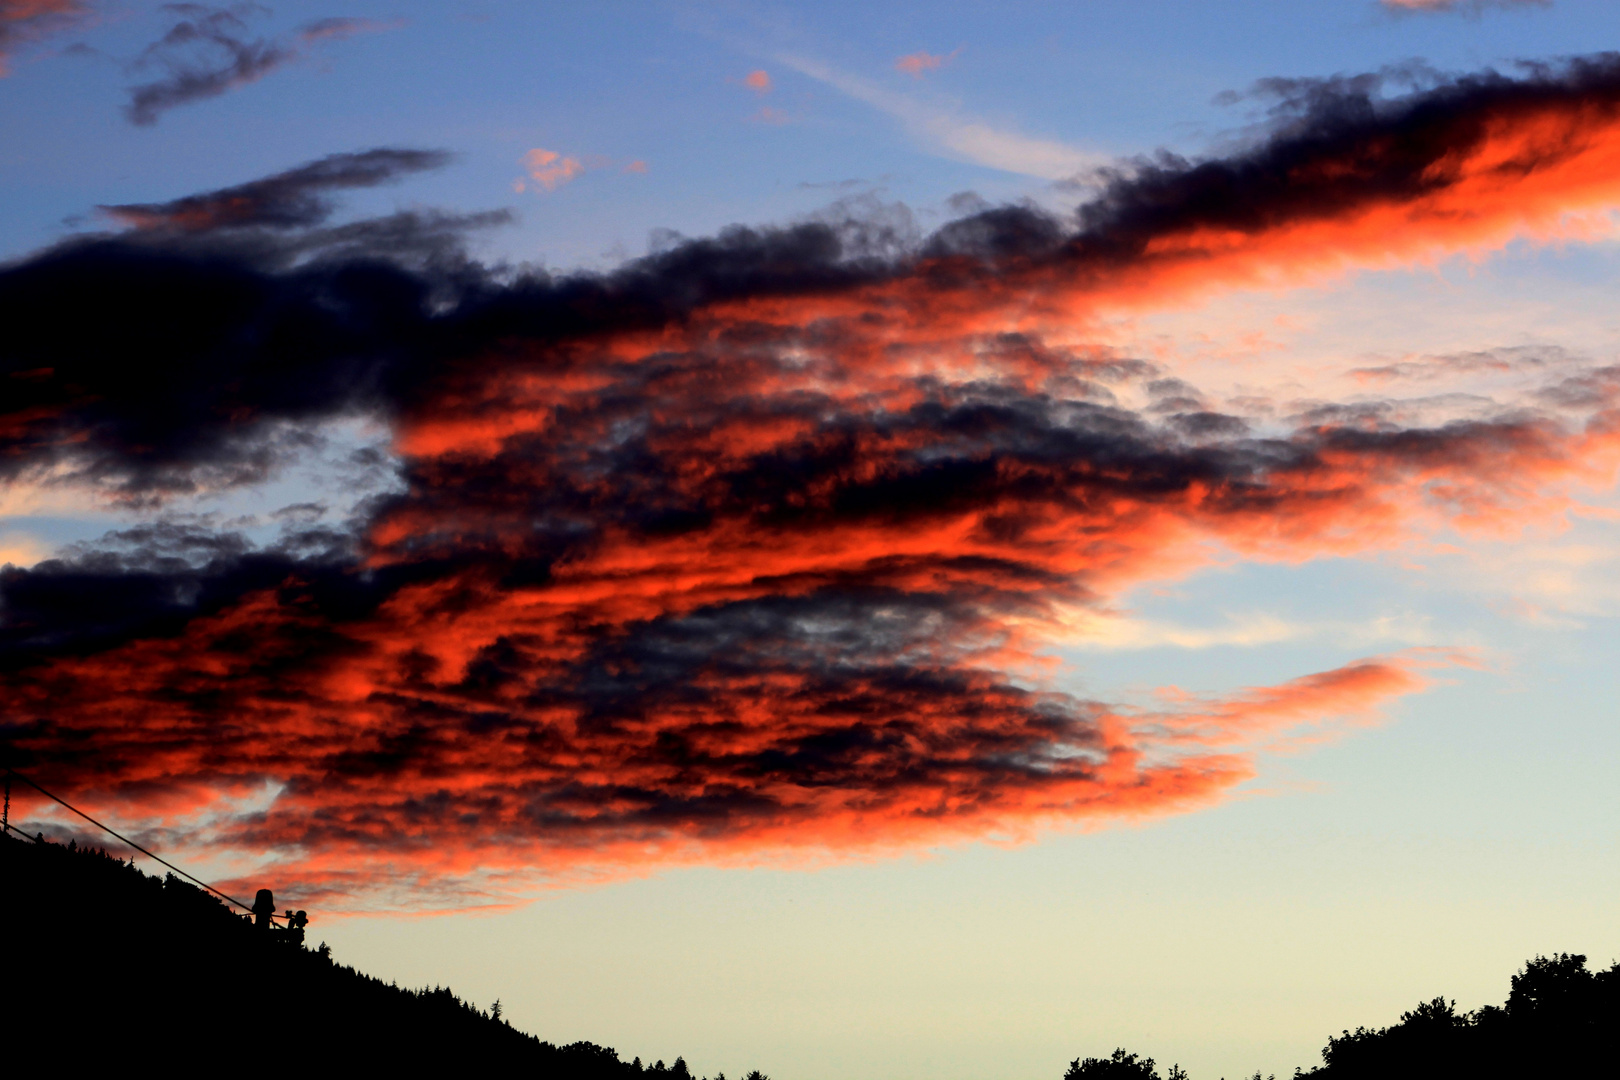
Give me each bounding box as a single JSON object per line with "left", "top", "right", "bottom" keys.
{"left": 2, "top": 1, "right": 1618, "bottom": 1077}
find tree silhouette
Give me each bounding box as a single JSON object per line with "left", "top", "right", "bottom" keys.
{"left": 1062, "top": 954, "right": 1617, "bottom": 1079}
{"left": 1299, "top": 953, "right": 1618, "bottom": 1078}
{"left": 1066, "top": 1048, "right": 1163, "bottom": 1079}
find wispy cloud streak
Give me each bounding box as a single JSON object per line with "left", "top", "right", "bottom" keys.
{"left": 1382, "top": 0, "right": 1549, "bottom": 13}
{"left": 780, "top": 54, "right": 1104, "bottom": 180}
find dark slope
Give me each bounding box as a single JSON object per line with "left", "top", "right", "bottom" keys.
{"left": 0, "top": 831, "right": 735, "bottom": 1075}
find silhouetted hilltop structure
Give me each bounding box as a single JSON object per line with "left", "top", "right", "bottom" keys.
{"left": 1, "top": 831, "right": 762, "bottom": 1076}
{"left": 1066, "top": 952, "right": 1619, "bottom": 1080}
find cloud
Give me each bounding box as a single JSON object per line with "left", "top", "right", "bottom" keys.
{"left": 1059, "top": 610, "right": 1439, "bottom": 652}
{"left": 519, "top": 147, "right": 585, "bottom": 192}
{"left": 0, "top": 155, "right": 501, "bottom": 498}
{"left": 5, "top": 57, "right": 1620, "bottom": 906}
{"left": 0, "top": 0, "right": 90, "bottom": 74}
{"left": 1035, "top": 54, "right": 1620, "bottom": 318}
{"left": 780, "top": 54, "right": 1103, "bottom": 180}
{"left": 12, "top": 54, "right": 1620, "bottom": 502}
{"left": 123, "top": 3, "right": 402, "bottom": 126}
{"left": 895, "top": 49, "right": 955, "bottom": 79}
{"left": 1348, "top": 346, "right": 1573, "bottom": 385}
{"left": 1381, "top": 0, "right": 1549, "bottom": 12}
{"left": 124, "top": 3, "right": 294, "bottom": 125}
{"left": 516, "top": 148, "right": 649, "bottom": 191}
{"left": 743, "top": 68, "right": 770, "bottom": 93}
{"left": 1, "top": 595, "right": 1452, "bottom": 906}
{"left": 296, "top": 15, "right": 404, "bottom": 45}
{"left": 99, "top": 147, "right": 451, "bottom": 231}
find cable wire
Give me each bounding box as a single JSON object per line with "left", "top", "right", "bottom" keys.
{"left": 2, "top": 764, "right": 281, "bottom": 922}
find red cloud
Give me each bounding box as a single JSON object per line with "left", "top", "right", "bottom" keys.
{"left": 0, "top": 604, "right": 1459, "bottom": 908}
{"left": 1382, "top": 0, "right": 1548, "bottom": 11}
{"left": 4, "top": 306, "right": 1606, "bottom": 907}
{"left": 744, "top": 69, "right": 771, "bottom": 93}
{"left": 6, "top": 58, "right": 1620, "bottom": 909}
{"left": 0, "top": 0, "right": 90, "bottom": 74}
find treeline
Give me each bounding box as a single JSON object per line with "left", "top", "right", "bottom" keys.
{"left": 0, "top": 831, "right": 768, "bottom": 1076}
{"left": 1066, "top": 953, "right": 1618, "bottom": 1079}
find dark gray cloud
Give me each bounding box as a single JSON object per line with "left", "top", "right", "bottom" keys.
{"left": 101, "top": 148, "right": 454, "bottom": 231}
{"left": 123, "top": 3, "right": 402, "bottom": 125}
{"left": 125, "top": 3, "right": 292, "bottom": 125}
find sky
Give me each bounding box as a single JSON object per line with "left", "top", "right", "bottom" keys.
{"left": 1, "top": 1, "right": 1618, "bottom": 1078}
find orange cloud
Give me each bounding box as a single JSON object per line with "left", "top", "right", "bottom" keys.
{"left": 744, "top": 69, "right": 771, "bottom": 93}
{"left": 521, "top": 147, "right": 585, "bottom": 192}
{"left": 895, "top": 49, "right": 953, "bottom": 78}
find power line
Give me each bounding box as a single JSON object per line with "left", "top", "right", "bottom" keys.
{"left": 1, "top": 764, "right": 279, "bottom": 922}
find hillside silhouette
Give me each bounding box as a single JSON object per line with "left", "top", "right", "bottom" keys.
{"left": 1066, "top": 953, "right": 1618, "bottom": 1080}
{"left": 1, "top": 830, "right": 764, "bottom": 1076}
{"left": 8, "top": 827, "right": 1615, "bottom": 1078}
